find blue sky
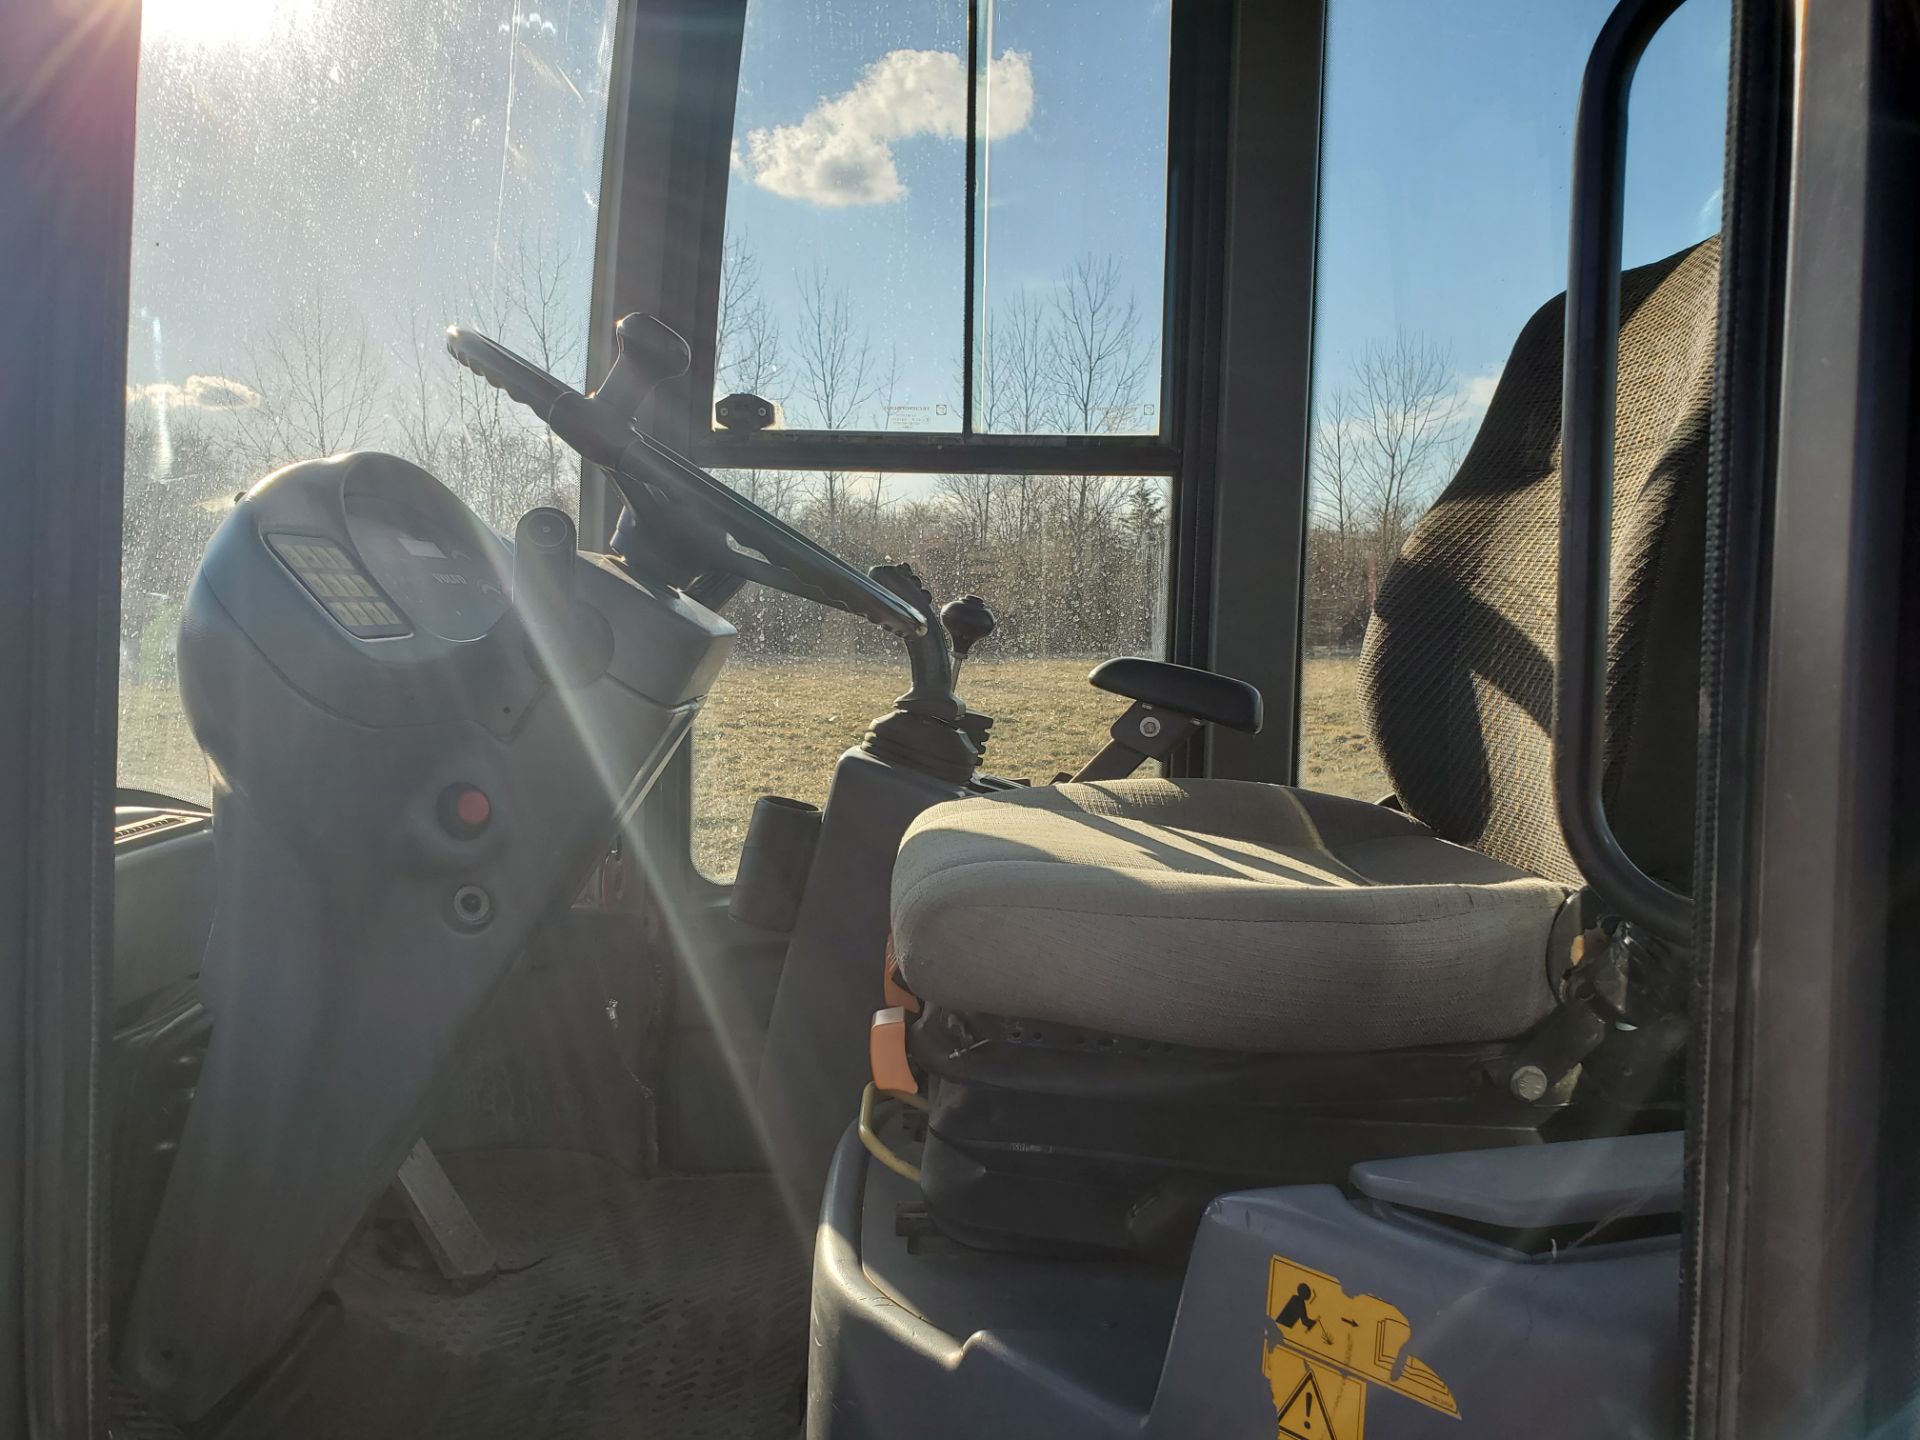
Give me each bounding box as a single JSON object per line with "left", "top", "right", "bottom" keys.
{"left": 722, "top": 0, "right": 1174, "bottom": 430}
{"left": 719, "top": 0, "right": 1729, "bottom": 436}
{"left": 1314, "top": 0, "right": 1729, "bottom": 413}
{"left": 124, "top": 0, "right": 1729, "bottom": 455}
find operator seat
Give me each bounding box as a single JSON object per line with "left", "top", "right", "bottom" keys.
{"left": 893, "top": 237, "right": 1715, "bottom": 1071}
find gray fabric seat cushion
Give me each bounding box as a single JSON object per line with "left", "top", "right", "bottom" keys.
{"left": 892, "top": 779, "right": 1566, "bottom": 1054}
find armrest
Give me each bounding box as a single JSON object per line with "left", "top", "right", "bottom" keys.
{"left": 1087, "top": 658, "right": 1263, "bottom": 734}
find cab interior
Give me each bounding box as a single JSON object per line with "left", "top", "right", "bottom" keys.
{"left": 5, "top": 0, "right": 1919, "bottom": 1438}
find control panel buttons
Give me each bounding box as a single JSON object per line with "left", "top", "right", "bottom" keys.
{"left": 266, "top": 533, "right": 412, "bottom": 639}
{"left": 436, "top": 783, "right": 492, "bottom": 838}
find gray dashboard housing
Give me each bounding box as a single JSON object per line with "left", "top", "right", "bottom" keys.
{"left": 120, "top": 453, "right": 734, "bottom": 1419}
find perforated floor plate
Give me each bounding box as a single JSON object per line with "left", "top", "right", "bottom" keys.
{"left": 241, "top": 1149, "right": 810, "bottom": 1440}
{"left": 107, "top": 1374, "right": 189, "bottom": 1440}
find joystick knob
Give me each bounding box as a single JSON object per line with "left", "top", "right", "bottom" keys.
{"left": 514, "top": 506, "right": 577, "bottom": 625}
{"left": 940, "top": 595, "right": 996, "bottom": 660}
{"left": 591, "top": 313, "right": 693, "bottom": 421}
{"left": 514, "top": 507, "right": 611, "bottom": 687}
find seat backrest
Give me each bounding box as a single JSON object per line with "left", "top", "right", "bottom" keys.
{"left": 1357, "top": 237, "right": 1718, "bottom": 889}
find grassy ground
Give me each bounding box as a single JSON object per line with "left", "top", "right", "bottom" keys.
{"left": 1296, "top": 653, "right": 1389, "bottom": 802}
{"left": 119, "top": 683, "right": 213, "bottom": 806}
{"left": 117, "top": 653, "right": 1387, "bottom": 877}
{"left": 691, "top": 656, "right": 1117, "bottom": 874}
{"left": 691, "top": 653, "right": 1385, "bottom": 874}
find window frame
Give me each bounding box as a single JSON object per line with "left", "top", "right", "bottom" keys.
{"left": 4, "top": 0, "right": 143, "bottom": 1427}
{"left": 683, "top": 0, "right": 1185, "bottom": 467}
{"left": 586, "top": 0, "right": 1260, "bottom": 628}
{"left": 589, "top": 0, "right": 1321, "bottom": 893}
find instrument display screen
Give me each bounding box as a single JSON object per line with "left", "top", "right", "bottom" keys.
{"left": 266, "top": 533, "right": 412, "bottom": 639}
{"left": 345, "top": 493, "right": 513, "bottom": 642}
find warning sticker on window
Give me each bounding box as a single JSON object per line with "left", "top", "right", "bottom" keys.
{"left": 1262, "top": 1255, "right": 1459, "bottom": 1440}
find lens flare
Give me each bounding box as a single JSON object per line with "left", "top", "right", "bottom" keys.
{"left": 140, "top": 0, "right": 311, "bottom": 49}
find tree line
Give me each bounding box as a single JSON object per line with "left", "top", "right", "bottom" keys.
{"left": 120, "top": 237, "right": 590, "bottom": 682}
{"left": 707, "top": 240, "right": 1166, "bottom": 661}
{"left": 120, "top": 235, "right": 1470, "bottom": 688}
{"left": 121, "top": 241, "right": 1173, "bottom": 681}
{"left": 1302, "top": 332, "right": 1473, "bottom": 650}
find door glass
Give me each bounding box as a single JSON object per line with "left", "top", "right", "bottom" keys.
{"left": 120, "top": 0, "right": 620, "bottom": 802}
{"left": 693, "top": 471, "right": 1171, "bottom": 876}
{"left": 1297, "top": 0, "right": 1729, "bottom": 799}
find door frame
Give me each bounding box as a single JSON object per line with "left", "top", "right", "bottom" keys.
{"left": 0, "top": 2, "right": 145, "bottom": 1434}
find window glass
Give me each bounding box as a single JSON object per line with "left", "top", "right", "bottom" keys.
{"left": 693, "top": 471, "right": 1171, "bottom": 875}
{"left": 717, "top": 0, "right": 1171, "bottom": 438}
{"left": 973, "top": 0, "right": 1170, "bottom": 435}
{"left": 1297, "top": 0, "right": 1729, "bottom": 800}
{"left": 721, "top": 1, "right": 966, "bottom": 433}
{"left": 119, "top": 0, "right": 620, "bottom": 802}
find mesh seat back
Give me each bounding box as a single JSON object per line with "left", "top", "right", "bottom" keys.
{"left": 1357, "top": 238, "right": 1718, "bottom": 888}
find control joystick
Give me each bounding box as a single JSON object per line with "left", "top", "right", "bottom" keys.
{"left": 515, "top": 507, "right": 577, "bottom": 622}
{"left": 863, "top": 565, "right": 987, "bottom": 783}
{"left": 869, "top": 563, "right": 961, "bottom": 722}
{"left": 515, "top": 507, "right": 611, "bottom": 686}
{"left": 592, "top": 312, "right": 692, "bottom": 421}
{"left": 940, "top": 594, "right": 995, "bottom": 683}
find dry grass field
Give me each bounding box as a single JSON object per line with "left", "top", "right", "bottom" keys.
{"left": 117, "top": 654, "right": 1387, "bottom": 877}
{"left": 1295, "top": 653, "right": 1390, "bottom": 801}
{"left": 691, "top": 656, "right": 1112, "bottom": 874}
{"left": 690, "top": 653, "right": 1385, "bottom": 874}
{"left": 119, "top": 684, "right": 214, "bottom": 806}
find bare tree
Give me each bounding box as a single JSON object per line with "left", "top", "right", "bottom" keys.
{"left": 716, "top": 232, "right": 755, "bottom": 376}
{"left": 1305, "top": 385, "right": 1373, "bottom": 644}
{"left": 1301, "top": 333, "right": 1469, "bottom": 647}
{"left": 792, "top": 265, "right": 882, "bottom": 540}
{"left": 1037, "top": 257, "right": 1152, "bottom": 649}
{"left": 792, "top": 264, "right": 880, "bottom": 430}
{"left": 717, "top": 232, "right": 785, "bottom": 400}
{"left": 506, "top": 233, "right": 587, "bottom": 499}
{"left": 510, "top": 232, "right": 584, "bottom": 383}
{"left": 934, "top": 471, "right": 998, "bottom": 546}
{"left": 1350, "top": 330, "right": 1464, "bottom": 562}
{"left": 980, "top": 289, "right": 1057, "bottom": 436}
{"left": 1046, "top": 255, "right": 1150, "bottom": 436}
{"left": 1310, "top": 386, "right": 1360, "bottom": 539}
{"left": 713, "top": 234, "right": 795, "bottom": 517}
{"left": 962, "top": 288, "right": 1061, "bottom": 596}
{"left": 230, "top": 286, "right": 384, "bottom": 472}
{"left": 393, "top": 303, "right": 452, "bottom": 474}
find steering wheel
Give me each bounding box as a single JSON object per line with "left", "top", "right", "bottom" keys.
{"left": 445, "top": 316, "right": 926, "bottom": 639}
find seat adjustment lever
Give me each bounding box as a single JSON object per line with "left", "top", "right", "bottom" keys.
{"left": 1069, "top": 660, "right": 1264, "bottom": 783}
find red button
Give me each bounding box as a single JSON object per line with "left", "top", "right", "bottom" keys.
{"left": 454, "top": 787, "right": 491, "bottom": 828}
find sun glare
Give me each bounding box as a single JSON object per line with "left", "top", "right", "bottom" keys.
{"left": 141, "top": 0, "right": 309, "bottom": 48}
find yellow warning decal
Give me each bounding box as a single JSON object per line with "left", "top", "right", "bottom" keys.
{"left": 1261, "top": 1255, "right": 1459, "bottom": 1440}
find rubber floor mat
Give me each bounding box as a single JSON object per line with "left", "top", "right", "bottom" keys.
{"left": 245, "top": 1149, "right": 810, "bottom": 1440}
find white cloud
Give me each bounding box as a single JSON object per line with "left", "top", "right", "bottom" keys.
{"left": 1697, "top": 185, "right": 1723, "bottom": 232}
{"left": 1457, "top": 365, "right": 1503, "bottom": 423}
{"left": 128, "top": 374, "right": 262, "bottom": 411}
{"left": 743, "top": 48, "right": 1034, "bottom": 207}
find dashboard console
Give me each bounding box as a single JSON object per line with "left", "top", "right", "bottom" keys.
{"left": 121, "top": 451, "right": 734, "bottom": 1419}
